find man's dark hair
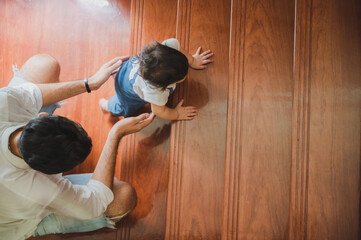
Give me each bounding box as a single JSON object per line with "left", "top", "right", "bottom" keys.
{"left": 18, "top": 115, "right": 92, "bottom": 174}
{"left": 138, "top": 41, "right": 189, "bottom": 90}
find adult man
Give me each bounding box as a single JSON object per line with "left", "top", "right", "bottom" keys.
{"left": 0, "top": 54, "right": 154, "bottom": 239}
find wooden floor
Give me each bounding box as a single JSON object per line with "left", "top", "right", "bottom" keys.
{"left": 0, "top": 0, "right": 360, "bottom": 239}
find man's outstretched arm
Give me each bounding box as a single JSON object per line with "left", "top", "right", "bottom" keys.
{"left": 91, "top": 112, "right": 155, "bottom": 189}
{"left": 35, "top": 56, "right": 129, "bottom": 106}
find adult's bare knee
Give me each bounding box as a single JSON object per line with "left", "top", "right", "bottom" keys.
{"left": 105, "top": 180, "right": 137, "bottom": 219}
{"left": 35, "top": 54, "right": 60, "bottom": 75}
{"left": 20, "top": 54, "right": 60, "bottom": 84}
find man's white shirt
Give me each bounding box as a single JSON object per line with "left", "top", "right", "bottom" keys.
{"left": 0, "top": 82, "right": 114, "bottom": 240}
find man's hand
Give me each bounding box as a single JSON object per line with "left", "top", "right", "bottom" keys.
{"left": 175, "top": 99, "right": 198, "bottom": 120}
{"left": 93, "top": 112, "right": 153, "bottom": 189}
{"left": 88, "top": 56, "right": 129, "bottom": 90}
{"left": 190, "top": 47, "right": 214, "bottom": 69}
{"left": 110, "top": 112, "right": 155, "bottom": 139}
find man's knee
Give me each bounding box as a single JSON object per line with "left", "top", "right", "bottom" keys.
{"left": 35, "top": 54, "right": 60, "bottom": 73}
{"left": 105, "top": 180, "right": 137, "bottom": 219}
{"left": 20, "top": 54, "right": 60, "bottom": 84}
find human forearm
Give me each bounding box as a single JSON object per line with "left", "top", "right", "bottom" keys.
{"left": 91, "top": 113, "right": 155, "bottom": 189}
{"left": 35, "top": 56, "right": 128, "bottom": 106}
{"left": 153, "top": 106, "right": 179, "bottom": 120}
{"left": 180, "top": 46, "right": 214, "bottom": 70}
{"left": 178, "top": 46, "right": 194, "bottom": 67}
{"left": 163, "top": 38, "right": 213, "bottom": 69}
{"left": 151, "top": 101, "right": 198, "bottom": 121}
{"left": 151, "top": 103, "right": 180, "bottom": 120}
{"left": 36, "top": 79, "right": 88, "bottom": 106}
{"left": 91, "top": 130, "right": 121, "bottom": 189}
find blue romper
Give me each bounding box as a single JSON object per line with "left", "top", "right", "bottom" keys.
{"left": 107, "top": 38, "right": 180, "bottom": 117}
{"left": 107, "top": 57, "right": 175, "bottom": 117}
{"left": 107, "top": 57, "right": 148, "bottom": 117}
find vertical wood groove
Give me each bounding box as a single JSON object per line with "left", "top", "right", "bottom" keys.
{"left": 129, "top": 0, "right": 144, "bottom": 55}
{"left": 221, "top": 0, "right": 245, "bottom": 239}
{"left": 165, "top": 1, "right": 191, "bottom": 239}
{"left": 119, "top": 0, "right": 144, "bottom": 239}
{"left": 226, "top": 0, "right": 294, "bottom": 238}
{"left": 289, "top": 0, "right": 312, "bottom": 238}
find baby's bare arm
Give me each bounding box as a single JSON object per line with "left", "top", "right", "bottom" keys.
{"left": 151, "top": 100, "right": 198, "bottom": 121}
{"left": 178, "top": 46, "right": 214, "bottom": 70}
{"left": 162, "top": 38, "right": 213, "bottom": 69}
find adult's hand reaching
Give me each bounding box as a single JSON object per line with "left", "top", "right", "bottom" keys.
{"left": 88, "top": 56, "right": 129, "bottom": 91}
{"left": 92, "top": 112, "right": 155, "bottom": 189}
{"left": 110, "top": 112, "right": 155, "bottom": 140}
{"left": 36, "top": 56, "right": 130, "bottom": 106}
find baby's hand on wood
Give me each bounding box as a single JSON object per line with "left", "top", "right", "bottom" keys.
{"left": 190, "top": 47, "right": 214, "bottom": 69}
{"left": 175, "top": 99, "right": 198, "bottom": 120}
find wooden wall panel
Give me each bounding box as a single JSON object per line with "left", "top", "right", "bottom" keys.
{"left": 307, "top": 0, "right": 361, "bottom": 239}
{"left": 222, "top": 0, "right": 245, "bottom": 239}
{"left": 166, "top": 0, "right": 230, "bottom": 239}
{"left": 118, "top": 0, "right": 178, "bottom": 239}
{"left": 289, "top": 0, "right": 312, "bottom": 239}
{"left": 165, "top": 1, "right": 192, "bottom": 239}
{"left": 226, "top": 0, "right": 294, "bottom": 239}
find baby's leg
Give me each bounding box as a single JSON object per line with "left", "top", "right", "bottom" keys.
{"left": 101, "top": 95, "right": 126, "bottom": 116}
{"left": 99, "top": 98, "right": 109, "bottom": 113}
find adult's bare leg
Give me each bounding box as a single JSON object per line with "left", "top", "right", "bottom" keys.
{"left": 20, "top": 54, "right": 60, "bottom": 84}
{"left": 105, "top": 179, "right": 137, "bottom": 222}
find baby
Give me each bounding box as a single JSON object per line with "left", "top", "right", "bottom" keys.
{"left": 99, "top": 38, "right": 213, "bottom": 120}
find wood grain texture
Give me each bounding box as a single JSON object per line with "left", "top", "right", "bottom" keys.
{"left": 221, "top": 0, "right": 245, "bottom": 239}
{"left": 237, "top": 0, "right": 294, "bottom": 239}
{"left": 1, "top": 0, "right": 361, "bottom": 239}
{"left": 288, "top": 0, "right": 312, "bottom": 239}
{"left": 165, "top": 0, "right": 191, "bottom": 239}
{"left": 117, "top": 1, "right": 143, "bottom": 239}
{"left": 307, "top": 0, "right": 361, "bottom": 239}
{"left": 118, "top": 0, "right": 178, "bottom": 239}
{"left": 166, "top": 0, "right": 231, "bottom": 239}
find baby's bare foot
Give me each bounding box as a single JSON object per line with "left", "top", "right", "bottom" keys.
{"left": 99, "top": 98, "right": 109, "bottom": 113}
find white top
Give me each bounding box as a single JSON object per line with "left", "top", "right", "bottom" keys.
{"left": 0, "top": 82, "right": 114, "bottom": 240}
{"left": 132, "top": 38, "right": 180, "bottom": 106}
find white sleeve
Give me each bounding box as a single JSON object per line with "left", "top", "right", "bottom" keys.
{"left": 162, "top": 38, "right": 180, "bottom": 50}
{"left": 48, "top": 179, "right": 114, "bottom": 220}
{"left": 142, "top": 86, "right": 171, "bottom": 106}
{"left": 11, "top": 83, "right": 43, "bottom": 113}
{"left": 2, "top": 83, "right": 43, "bottom": 122}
